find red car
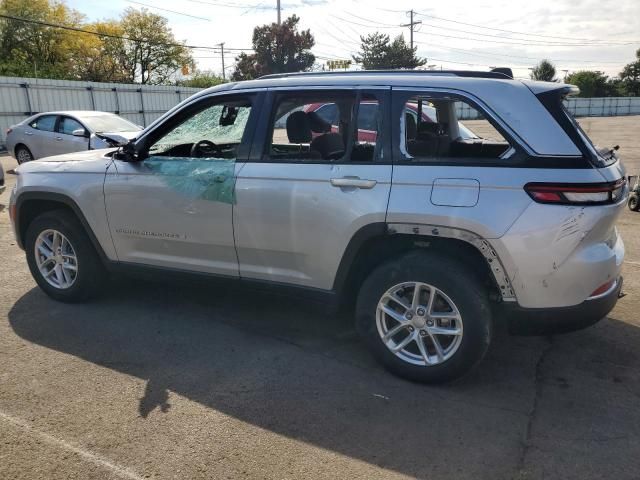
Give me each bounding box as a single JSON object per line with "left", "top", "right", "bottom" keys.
{"left": 304, "top": 101, "right": 476, "bottom": 142}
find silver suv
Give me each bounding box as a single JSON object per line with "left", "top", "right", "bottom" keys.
{"left": 9, "top": 71, "right": 627, "bottom": 383}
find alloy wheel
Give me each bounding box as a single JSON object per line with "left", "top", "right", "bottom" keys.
{"left": 376, "top": 281, "right": 464, "bottom": 366}
{"left": 34, "top": 229, "right": 78, "bottom": 289}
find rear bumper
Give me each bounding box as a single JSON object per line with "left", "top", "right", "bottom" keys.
{"left": 502, "top": 276, "right": 622, "bottom": 335}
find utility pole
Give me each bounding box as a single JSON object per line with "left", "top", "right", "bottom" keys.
{"left": 400, "top": 9, "right": 422, "bottom": 50}
{"left": 219, "top": 42, "right": 225, "bottom": 80}
{"left": 277, "top": 0, "right": 281, "bottom": 24}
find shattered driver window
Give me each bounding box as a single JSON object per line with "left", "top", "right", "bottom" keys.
{"left": 149, "top": 99, "right": 252, "bottom": 159}
{"left": 142, "top": 97, "right": 253, "bottom": 205}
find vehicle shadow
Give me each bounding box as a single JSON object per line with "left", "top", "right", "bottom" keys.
{"left": 7, "top": 279, "right": 640, "bottom": 478}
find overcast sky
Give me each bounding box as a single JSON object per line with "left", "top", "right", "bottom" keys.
{"left": 67, "top": 0, "right": 640, "bottom": 79}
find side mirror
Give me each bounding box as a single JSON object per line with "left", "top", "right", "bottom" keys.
{"left": 72, "top": 128, "right": 88, "bottom": 137}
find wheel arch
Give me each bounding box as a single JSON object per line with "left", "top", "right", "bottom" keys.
{"left": 333, "top": 222, "right": 516, "bottom": 306}
{"left": 15, "top": 191, "right": 108, "bottom": 262}
{"left": 14, "top": 143, "right": 33, "bottom": 158}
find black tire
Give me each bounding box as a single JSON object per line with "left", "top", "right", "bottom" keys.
{"left": 15, "top": 145, "right": 33, "bottom": 164}
{"left": 25, "top": 210, "right": 105, "bottom": 302}
{"left": 356, "top": 251, "right": 492, "bottom": 384}
{"left": 629, "top": 195, "right": 639, "bottom": 212}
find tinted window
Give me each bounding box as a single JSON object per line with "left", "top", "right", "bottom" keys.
{"left": 399, "top": 94, "right": 511, "bottom": 162}
{"left": 269, "top": 93, "right": 353, "bottom": 162}
{"left": 357, "top": 103, "right": 378, "bottom": 131}
{"left": 314, "top": 103, "right": 338, "bottom": 125}
{"left": 29, "top": 115, "right": 57, "bottom": 132}
{"left": 59, "top": 117, "right": 84, "bottom": 135}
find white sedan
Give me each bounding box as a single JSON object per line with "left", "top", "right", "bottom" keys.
{"left": 5, "top": 111, "right": 142, "bottom": 163}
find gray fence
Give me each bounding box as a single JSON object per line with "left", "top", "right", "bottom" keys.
{"left": 0, "top": 76, "right": 201, "bottom": 147}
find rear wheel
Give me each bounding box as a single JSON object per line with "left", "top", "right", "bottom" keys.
{"left": 629, "top": 195, "right": 639, "bottom": 211}
{"left": 15, "top": 145, "right": 33, "bottom": 164}
{"left": 356, "top": 251, "right": 492, "bottom": 383}
{"left": 25, "top": 210, "right": 105, "bottom": 302}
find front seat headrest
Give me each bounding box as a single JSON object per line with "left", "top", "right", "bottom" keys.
{"left": 311, "top": 132, "right": 344, "bottom": 160}
{"left": 286, "top": 111, "right": 312, "bottom": 143}
{"left": 307, "top": 111, "right": 332, "bottom": 133}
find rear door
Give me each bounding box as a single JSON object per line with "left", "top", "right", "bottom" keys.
{"left": 26, "top": 114, "right": 58, "bottom": 158}
{"left": 233, "top": 87, "right": 392, "bottom": 290}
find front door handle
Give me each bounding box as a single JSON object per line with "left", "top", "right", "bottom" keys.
{"left": 25, "top": 131, "right": 34, "bottom": 136}
{"left": 55, "top": 137, "right": 63, "bottom": 141}
{"left": 330, "top": 177, "right": 377, "bottom": 189}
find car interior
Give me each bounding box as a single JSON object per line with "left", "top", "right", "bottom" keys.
{"left": 148, "top": 99, "right": 252, "bottom": 159}
{"left": 269, "top": 94, "right": 379, "bottom": 162}
{"left": 404, "top": 97, "right": 511, "bottom": 160}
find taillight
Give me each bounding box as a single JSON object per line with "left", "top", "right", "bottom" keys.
{"left": 524, "top": 178, "right": 626, "bottom": 205}
{"left": 6, "top": 127, "right": 12, "bottom": 135}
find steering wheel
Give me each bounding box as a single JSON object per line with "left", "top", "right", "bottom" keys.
{"left": 190, "top": 139, "right": 223, "bottom": 158}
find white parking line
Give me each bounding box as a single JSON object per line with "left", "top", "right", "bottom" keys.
{"left": 0, "top": 409, "right": 146, "bottom": 480}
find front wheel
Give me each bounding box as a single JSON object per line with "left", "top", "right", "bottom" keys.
{"left": 356, "top": 251, "right": 492, "bottom": 383}
{"left": 25, "top": 210, "right": 105, "bottom": 302}
{"left": 628, "top": 195, "right": 639, "bottom": 212}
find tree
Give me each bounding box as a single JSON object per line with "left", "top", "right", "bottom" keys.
{"left": 620, "top": 48, "right": 640, "bottom": 97}
{"left": 353, "top": 33, "right": 426, "bottom": 70}
{"left": 67, "top": 20, "right": 130, "bottom": 82}
{"left": 0, "top": 0, "right": 84, "bottom": 78}
{"left": 565, "top": 70, "right": 615, "bottom": 97}
{"left": 530, "top": 59, "right": 557, "bottom": 82}
{"left": 231, "top": 15, "right": 314, "bottom": 81}
{"left": 117, "top": 8, "right": 194, "bottom": 84}
{"left": 177, "top": 71, "right": 225, "bottom": 88}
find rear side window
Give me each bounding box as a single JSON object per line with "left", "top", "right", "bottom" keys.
{"left": 265, "top": 91, "right": 385, "bottom": 163}
{"left": 396, "top": 93, "right": 512, "bottom": 162}
{"left": 29, "top": 115, "right": 57, "bottom": 132}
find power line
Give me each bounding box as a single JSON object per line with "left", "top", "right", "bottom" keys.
{"left": 412, "top": 28, "right": 634, "bottom": 47}
{"left": 412, "top": 21, "right": 637, "bottom": 47}
{"left": 126, "top": 0, "right": 211, "bottom": 21}
{"left": 413, "top": 11, "right": 640, "bottom": 44}
{"left": 0, "top": 14, "right": 253, "bottom": 52}
{"left": 182, "top": 0, "right": 276, "bottom": 9}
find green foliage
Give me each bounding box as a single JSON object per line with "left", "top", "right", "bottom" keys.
{"left": 231, "top": 15, "right": 315, "bottom": 81}
{"left": 353, "top": 33, "right": 426, "bottom": 70}
{"left": 619, "top": 48, "right": 640, "bottom": 97}
{"left": 530, "top": 59, "right": 557, "bottom": 82}
{"left": 0, "top": 1, "right": 194, "bottom": 84}
{"left": 565, "top": 70, "right": 618, "bottom": 97}
{"left": 0, "top": 0, "right": 84, "bottom": 78}
{"left": 176, "top": 71, "right": 225, "bottom": 88}
{"left": 118, "top": 8, "right": 193, "bottom": 84}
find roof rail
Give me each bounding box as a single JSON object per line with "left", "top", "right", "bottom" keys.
{"left": 258, "top": 68, "right": 513, "bottom": 80}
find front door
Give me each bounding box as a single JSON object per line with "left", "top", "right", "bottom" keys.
{"left": 53, "top": 116, "right": 89, "bottom": 155}
{"left": 104, "top": 93, "right": 258, "bottom": 276}
{"left": 233, "top": 88, "right": 392, "bottom": 290}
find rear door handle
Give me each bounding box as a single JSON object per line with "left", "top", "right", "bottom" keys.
{"left": 25, "top": 131, "right": 33, "bottom": 136}
{"left": 330, "top": 177, "right": 377, "bottom": 189}
{"left": 55, "top": 137, "right": 63, "bottom": 141}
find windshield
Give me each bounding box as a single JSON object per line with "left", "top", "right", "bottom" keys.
{"left": 82, "top": 114, "right": 140, "bottom": 133}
